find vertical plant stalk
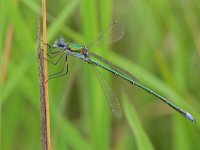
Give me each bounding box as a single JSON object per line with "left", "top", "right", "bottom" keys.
{"left": 37, "top": 16, "right": 46, "bottom": 149}
{"left": 42, "top": 0, "right": 51, "bottom": 149}
{"left": 37, "top": 12, "right": 51, "bottom": 150}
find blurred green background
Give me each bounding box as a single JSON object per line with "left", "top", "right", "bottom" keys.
{"left": 1, "top": 0, "right": 200, "bottom": 149}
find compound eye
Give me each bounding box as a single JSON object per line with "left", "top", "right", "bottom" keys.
{"left": 58, "top": 42, "right": 65, "bottom": 47}
{"left": 53, "top": 37, "right": 66, "bottom": 49}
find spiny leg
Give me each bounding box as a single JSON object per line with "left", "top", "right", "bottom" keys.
{"left": 41, "top": 41, "right": 65, "bottom": 65}
{"left": 41, "top": 48, "right": 53, "bottom": 59}
{"left": 42, "top": 49, "right": 64, "bottom": 66}
{"left": 45, "top": 56, "right": 68, "bottom": 83}
{"left": 44, "top": 52, "right": 65, "bottom": 66}
{"left": 41, "top": 40, "right": 60, "bottom": 54}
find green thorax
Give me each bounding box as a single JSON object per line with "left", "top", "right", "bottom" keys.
{"left": 68, "top": 43, "right": 85, "bottom": 51}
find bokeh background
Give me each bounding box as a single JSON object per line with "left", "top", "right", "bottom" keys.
{"left": 1, "top": 0, "right": 200, "bottom": 149}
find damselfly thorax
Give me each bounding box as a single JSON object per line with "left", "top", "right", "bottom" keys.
{"left": 67, "top": 43, "right": 89, "bottom": 57}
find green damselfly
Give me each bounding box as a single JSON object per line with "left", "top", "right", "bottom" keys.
{"left": 43, "top": 21, "right": 195, "bottom": 123}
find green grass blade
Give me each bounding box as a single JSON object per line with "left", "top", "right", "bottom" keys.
{"left": 47, "top": 0, "right": 80, "bottom": 41}
{"left": 122, "top": 94, "right": 154, "bottom": 150}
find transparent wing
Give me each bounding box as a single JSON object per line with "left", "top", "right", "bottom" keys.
{"left": 92, "top": 65, "right": 122, "bottom": 118}
{"left": 89, "top": 52, "right": 138, "bottom": 82}
{"left": 87, "top": 21, "right": 125, "bottom": 48}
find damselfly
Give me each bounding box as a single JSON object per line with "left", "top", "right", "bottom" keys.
{"left": 42, "top": 21, "right": 196, "bottom": 123}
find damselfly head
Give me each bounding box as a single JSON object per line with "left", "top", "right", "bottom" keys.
{"left": 53, "top": 37, "right": 67, "bottom": 49}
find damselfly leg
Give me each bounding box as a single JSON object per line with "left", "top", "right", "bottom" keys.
{"left": 41, "top": 41, "right": 69, "bottom": 82}
{"left": 45, "top": 56, "right": 68, "bottom": 83}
